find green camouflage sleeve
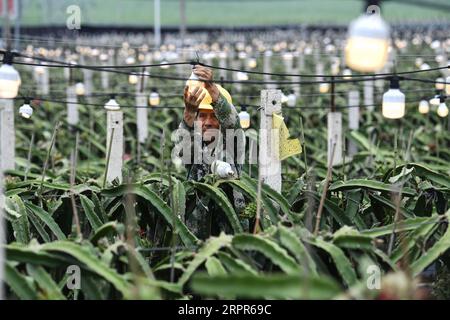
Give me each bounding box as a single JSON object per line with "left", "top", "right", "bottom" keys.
{"left": 211, "top": 92, "right": 241, "bottom": 130}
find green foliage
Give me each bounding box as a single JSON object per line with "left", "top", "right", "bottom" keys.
{"left": 4, "top": 45, "right": 450, "bottom": 300}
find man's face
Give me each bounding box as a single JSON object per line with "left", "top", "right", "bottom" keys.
{"left": 198, "top": 109, "right": 220, "bottom": 142}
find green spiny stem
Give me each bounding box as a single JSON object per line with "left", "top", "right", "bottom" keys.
{"left": 38, "top": 121, "right": 61, "bottom": 200}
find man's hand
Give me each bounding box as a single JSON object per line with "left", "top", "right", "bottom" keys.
{"left": 193, "top": 65, "right": 220, "bottom": 103}
{"left": 183, "top": 85, "right": 206, "bottom": 128}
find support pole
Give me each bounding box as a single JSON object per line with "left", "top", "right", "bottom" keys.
{"left": 179, "top": 0, "right": 186, "bottom": 43}
{"left": 67, "top": 84, "right": 78, "bottom": 127}
{"left": 0, "top": 99, "right": 15, "bottom": 171}
{"left": 136, "top": 68, "right": 148, "bottom": 145}
{"left": 348, "top": 90, "right": 360, "bottom": 157}
{"left": 232, "top": 59, "right": 242, "bottom": 93}
{"left": 136, "top": 94, "right": 148, "bottom": 144}
{"left": 106, "top": 110, "right": 123, "bottom": 184}
{"left": 14, "top": 0, "right": 22, "bottom": 51}
{"left": 327, "top": 112, "right": 343, "bottom": 167}
{"left": 259, "top": 89, "right": 282, "bottom": 193}
{"left": 82, "top": 59, "right": 93, "bottom": 104}
{"left": 327, "top": 78, "right": 343, "bottom": 166}
{"left": 154, "top": 0, "right": 161, "bottom": 47}
{"left": 263, "top": 51, "right": 275, "bottom": 90}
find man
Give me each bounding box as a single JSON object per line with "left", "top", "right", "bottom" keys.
{"left": 175, "top": 65, "right": 248, "bottom": 239}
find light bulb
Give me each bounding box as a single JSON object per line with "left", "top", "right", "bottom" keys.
{"left": 149, "top": 89, "right": 160, "bottom": 107}
{"left": 186, "top": 71, "right": 204, "bottom": 93}
{"left": 287, "top": 92, "right": 297, "bottom": 107}
{"left": 414, "top": 57, "right": 423, "bottom": 68}
{"left": 247, "top": 58, "right": 257, "bottom": 69}
{"left": 418, "top": 100, "right": 429, "bottom": 114}
{"left": 238, "top": 51, "right": 247, "bottom": 60}
{"left": 430, "top": 95, "right": 440, "bottom": 106}
{"left": 75, "top": 82, "right": 85, "bottom": 96}
{"left": 236, "top": 72, "right": 249, "bottom": 81}
{"left": 19, "top": 103, "right": 33, "bottom": 119}
{"left": 345, "top": 12, "right": 390, "bottom": 72}
{"left": 435, "top": 77, "right": 445, "bottom": 91}
{"left": 343, "top": 68, "right": 352, "bottom": 80}
{"left": 0, "top": 62, "right": 21, "bottom": 99}
{"left": 319, "top": 83, "right": 330, "bottom": 94}
{"left": 264, "top": 50, "right": 273, "bottom": 57}
{"left": 238, "top": 107, "right": 250, "bottom": 129}
{"left": 128, "top": 74, "right": 138, "bottom": 85}
{"left": 382, "top": 78, "right": 405, "bottom": 119}
{"left": 282, "top": 52, "right": 293, "bottom": 61}
{"left": 104, "top": 98, "right": 120, "bottom": 111}
{"left": 437, "top": 102, "right": 449, "bottom": 117}
{"left": 125, "top": 56, "right": 135, "bottom": 65}
{"left": 435, "top": 54, "right": 445, "bottom": 63}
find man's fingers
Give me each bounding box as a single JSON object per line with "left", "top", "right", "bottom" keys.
{"left": 184, "top": 85, "right": 189, "bottom": 100}
{"left": 194, "top": 87, "right": 206, "bottom": 100}
{"left": 191, "top": 86, "right": 200, "bottom": 96}
{"left": 196, "top": 91, "right": 207, "bottom": 104}
{"left": 193, "top": 70, "right": 206, "bottom": 79}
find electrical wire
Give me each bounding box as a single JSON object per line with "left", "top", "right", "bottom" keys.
{"left": 11, "top": 95, "right": 430, "bottom": 111}
{"left": 10, "top": 50, "right": 449, "bottom": 82}
{"left": 198, "top": 62, "right": 450, "bottom": 78}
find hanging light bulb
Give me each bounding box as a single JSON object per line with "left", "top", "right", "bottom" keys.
{"left": 418, "top": 99, "right": 430, "bottom": 114}
{"left": 186, "top": 69, "right": 204, "bottom": 93}
{"left": 345, "top": 8, "right": 390, "bottom": 72}
{"left": 149, "top": 88, "right": 160, "bottom": 107}
{"left": 238, "top": 51, "right": 247, "bottom": 60}
{"left": 414, "top": 57, "right": 424, "bottom": 68}
{"left": 75, "top": 82, "right": 85, "bottom": 96}
{"left": 382, "top": 77, "right": 405, "bottom": 119}
{"left": 319, "top": 83, "right": 330, "bottom": 94}
{"left": 236, "top": 72, "right": 249, "bottom": 81}
{"left": 287, "top": 90, "right": 297, "bottom": 107}
{"left": 420, "top": 63, "right": 430, "bottom": 70}
{"left": 430, "top": 94, "right": 441, "bottom": 106}
{"left": 435, "top": 77, "right": 445, "bottom": 91}
{"left": 282, "top": 52, "right": 293, "bottom": 63}
{"left": 104, "top": 96, "right": 120, "bottom": 111}
{"left": 342, "top": 68, "right": 352, "bottom": 80}
{"left": 247, "top": 57, "right": 257, "bottom": 69}
{"left": 125, "top": 56, "right": 136, "bottom": 65}
{"left": 128, "top": 74, "right": 138, "bottom": 85}
{"left": 238, "top": 106, "right": 250, "bottom": 129}
{"left": 19, "top": 100, "right": 33, "bottom": 119}
{"left": 437, "top": 101, "right": 449, "bottom": 118}
{"left": 0, "top": 52, "right": 21, "bottom": 98}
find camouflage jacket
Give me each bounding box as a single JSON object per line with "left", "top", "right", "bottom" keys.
{"left": 176, "top": 92, "right": 248, "bottom": 239}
